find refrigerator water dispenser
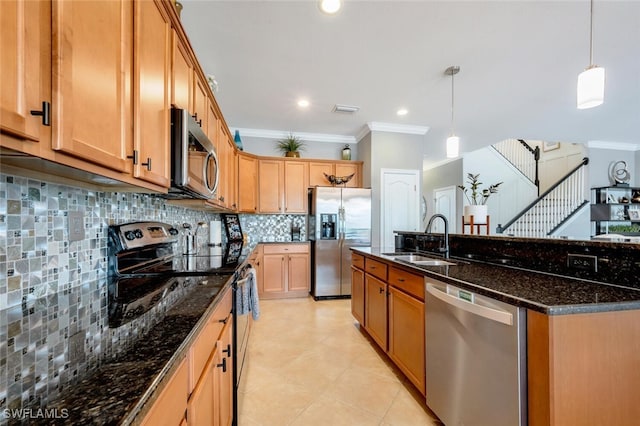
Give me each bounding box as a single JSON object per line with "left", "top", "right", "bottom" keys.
{"left": 320, "top": 214, "right": 337, "bottom": 239}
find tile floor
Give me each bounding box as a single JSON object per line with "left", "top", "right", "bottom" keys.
{"left": 238, "top": 297, "right": 443, "bottom": 425}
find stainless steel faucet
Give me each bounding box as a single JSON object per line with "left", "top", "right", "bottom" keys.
{"left": 425, "top": 214, "right": 450, "bottom": 259}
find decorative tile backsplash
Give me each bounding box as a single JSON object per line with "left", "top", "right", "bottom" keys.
{"left": 0, "top": 172, "right": 306, "bottom": 413}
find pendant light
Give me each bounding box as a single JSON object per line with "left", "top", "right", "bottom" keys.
{"left": 445, "top": 66, "right": 460, "bottom": 158}
{"left": 577, "top": 0, "right": 605, "bottom": 109}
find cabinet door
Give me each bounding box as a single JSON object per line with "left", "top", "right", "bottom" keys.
{"left": 287, "top": 253, "right": 309, "bottom": 293}
{"left": 226, "top": 137, "right": 238, "bottom": 210}
{"left": 142, "top": 357, "right": 188, "bottom": 426}
{"left": 133, "top": 0, "right": 171, "bottom": 187}
{"left": 308, "top": 162, "right": 334, "bottom": 187}
{"left": 188, "top": 349, "right": 217, "bottom": 426}
{"left": 388, "top": 286, "right": 425, "bottom": 396}
{"left": 1, "top": 0, "right": 50, "bottom": 150}
{"left": 192, "top": 73, "right": 208, "bottom": 130}
{"left": 262, "top": 254, "right": 286, "bottom": 295}
{"left": 335, "top": 163, "right": 359, "bottom": 188}
{"left": 258, "top": 159, "right": 283, "bottom": 213}
{"left": 351, "top": 266, "right": 365, "bottom": 324}
{"left": 171, "top": 29, "right": 192, "bottom": 110}
{"left": 284, "top": 161, "right": 308, "bottom": 213}
{"left": 365, "top": 274, "right": 388, "bottom": 350}
{"left": 237, "top": 153, "right": 258, "bottom": 213}
{"left": 217, "top": 318, "right": 234, "bottom": 426}
{"left": 52, "top": 0, "right": 132, "bottom": 173}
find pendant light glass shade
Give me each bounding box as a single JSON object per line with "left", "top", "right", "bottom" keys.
{"left": 577, "top": 0, "right": 604, "bottom": 109}
{"left": 577, "top": 66, "right": 605, "bottom": 109}
{"left": 445, "top": 66, "right": 460, "bottom": 159}
{"left": 446, "top": 136, "right": 459, "bottom": 158}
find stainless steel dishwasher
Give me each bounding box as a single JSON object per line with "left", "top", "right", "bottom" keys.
{"left": 425, "top": 279, "right": 527, "bottom": 426}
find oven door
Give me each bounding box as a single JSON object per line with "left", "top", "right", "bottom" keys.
{"left": 170, "top": 108, "right": 219, "bottom": 199}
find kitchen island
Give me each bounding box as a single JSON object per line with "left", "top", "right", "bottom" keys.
{"left": 351, "top": 244, "right": 640, "bottom": 426}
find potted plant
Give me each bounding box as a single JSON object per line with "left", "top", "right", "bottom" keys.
{"left": 276, "top": 133, "right": 305, "bottom": 157}
{"left": 457, "top": 173, "right": 503, "bottom": 224}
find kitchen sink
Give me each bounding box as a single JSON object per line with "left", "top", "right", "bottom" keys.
{"left": 394, "top": 254, "right": 456, "bottom": 266}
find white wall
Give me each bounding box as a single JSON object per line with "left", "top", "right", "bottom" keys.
{"left": 236, "top": 135, "right": 357, "bottom": 161}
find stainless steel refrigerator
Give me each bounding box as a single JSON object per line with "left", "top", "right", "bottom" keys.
{"left": 308, "top": 187, "right": 371, "bottom": 299}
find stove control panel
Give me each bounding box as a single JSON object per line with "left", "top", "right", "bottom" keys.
{"left": 111, "top": 222, "right": 179, "bottom": 251}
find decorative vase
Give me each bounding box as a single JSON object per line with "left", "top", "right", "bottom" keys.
{"left": 342, "top": 144, "right": 351, "bottom": 160}
{"left": 233, "top": 130, "right": 244, "bottom": 151}
{"left": 285, "top": 151, "right": 300, "bottom": 158}
{"left": 463, "top": 205, "right": 488, "bottom": 224}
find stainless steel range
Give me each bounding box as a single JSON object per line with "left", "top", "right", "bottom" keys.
{"left": 107, "top": 222, "right": 244, "bottom": 325}
{"left": 107, "top": 221, "right": 251, "bottom": 424}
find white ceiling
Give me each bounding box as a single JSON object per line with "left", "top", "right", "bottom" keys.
{"left": 180, "top": 0, "right": 640, "bottom": 166}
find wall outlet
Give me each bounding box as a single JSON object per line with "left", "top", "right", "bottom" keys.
{"left": 68, "top": 210, "right": 85, "bottom": 242}
{"left": 567, "top": 253, "right": 598, "bottom": 272}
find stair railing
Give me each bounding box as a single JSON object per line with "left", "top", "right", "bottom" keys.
{"left": 492, "top": 139, "right": 540, "bottom": 195}
{"left": 497, "top": 157, "right": 589, "bottom": 237}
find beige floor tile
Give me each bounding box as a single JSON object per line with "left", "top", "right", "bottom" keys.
{"left": 290, "top": 395, "right": 382, "bottom": 426}
{"left": 240, "top": 297, "right": 434, "bottom": 426}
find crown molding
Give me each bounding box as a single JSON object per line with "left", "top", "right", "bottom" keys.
{"left": 367, "top": 122, "right": 430, "bottom": 135}
{"left": 587, "top": 140, "right": 640, "bottom": 151}
{"left": 231, "top": 127, "right": 356, "bottom": 144}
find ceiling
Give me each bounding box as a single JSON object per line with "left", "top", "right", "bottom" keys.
{"left": 179, "top": 0, "right": 640, "bottom": 166}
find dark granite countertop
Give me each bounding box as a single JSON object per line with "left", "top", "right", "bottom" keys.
{"left": 355, "top": 247, "right": 640, "bottom": 315}
{"left": 44, "top": 273, "right": 234, "bottom": 425}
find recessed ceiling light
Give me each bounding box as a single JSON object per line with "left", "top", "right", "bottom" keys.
{"left": 397, "top": 108, "right": 408, "bottom": 116}
{"left": 319, "top": 0, "right": 341, "bottom": 15}
{"left": 297, "top": 99, "right": 310, "bottom": 108}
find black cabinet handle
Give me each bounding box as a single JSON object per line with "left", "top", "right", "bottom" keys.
{"left": 398, "top": 278, "right": 405, "bottom": 282}
{"left": 379, "top": 287, "right": 384, "bottom": 294}
{"left": 218, "top": 317, "right": 228, "bottom": 324}
{"left": 217, "top": 357, "right": 227, "bottom": 373}
{"left": 222, "top": 344, "right": 231, "bottom": 357}
{"left": 127, "top": 150, "right": 139, "bottom": 165}
{"left": 141, "top": 157, "right": 151, "bottom": 171}
{"left": 30, "top": 101, "right": 51, "bottom": 126}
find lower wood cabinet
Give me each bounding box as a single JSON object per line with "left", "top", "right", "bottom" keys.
{"left": 140, "top": 286, "right": 233, "bottom": 425}
{"left": 260, "top": 243, "right": 309, "bottom": 299}
{"left": 364, "top": 274, "right": 388, "bottom": 350}
{"left": 351, "top": 265, "right": 365, "bottom": 324}
{"left": 352, "top": 253, "right": 426, "bottom": 396}
{"left": 388, "top": 286, "right": 425, "bottom": 395}
{"left": 188, "top": 316, "right": 233, "bottom": 426}
{"left": 141, "top": 356, "right": 189, "bottom": 426}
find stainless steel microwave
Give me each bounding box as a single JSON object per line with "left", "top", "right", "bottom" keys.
{"left": 168, "top": 107, "right": 219, "bottom": 199}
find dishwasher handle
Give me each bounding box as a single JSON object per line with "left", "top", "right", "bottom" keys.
{"left": 426, "top": 283, "right": 513, "bottom": 326}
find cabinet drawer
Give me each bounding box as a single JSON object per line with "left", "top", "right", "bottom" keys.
{"left": 365, "top": 258, "right": 388, "bottom": 281}
{"left": 352, "top": 253, "right": 365, "bottom": 270}
{"left": 388, "top": 267, "right": 424, "bottom": 301}
{"left": 263, "top": 243, "right": 309, "bottom": 254}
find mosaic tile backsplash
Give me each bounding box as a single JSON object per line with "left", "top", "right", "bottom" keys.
{"left": 0, "top": 173, "right": 305, "bottom": 414}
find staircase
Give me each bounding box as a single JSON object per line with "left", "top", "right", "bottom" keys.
{"left": 496, "top": 157, "right": 589, "bottom": 238}
{"left": 492, "top": 138, "right": 540, "bottom": 195}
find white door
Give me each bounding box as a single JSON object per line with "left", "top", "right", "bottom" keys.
{"left": 433, "top": 186, "right": 457, "bottom": 234}
{"left": 381, "top": 169, "right": 420, "bottom": 248}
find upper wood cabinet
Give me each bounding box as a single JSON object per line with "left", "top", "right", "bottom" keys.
{"left": 284, "top": 161, "right": 308, "bottom": 213}
{"left": 192, "top": 72, "right": 208, "bottom": 130}
{"left": 237, "top": 153, "right": 258, "bottom": 213}
{"left": 258, "top": 159, "right": 283, "bottom": 213}
{"left": 132, "top": 0, "right": 171, "bottom": 188}
{"left": 309, "top": 160, "right": 363, "bottom": 188}
{"left": 335, "top": 162, "right": 361, "bottom": 188}
{"left": 51, "top": 0, "right": 133, "bottom": 173}
{"left": 171, "top": 29, "right": 193, "bottom": 110}
{"left": 0, "top": 0, "right": 51, "bottom": 154}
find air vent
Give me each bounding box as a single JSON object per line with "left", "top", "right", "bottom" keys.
{"left": 332, "top": 104, "right": 360, "bottom": 113}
